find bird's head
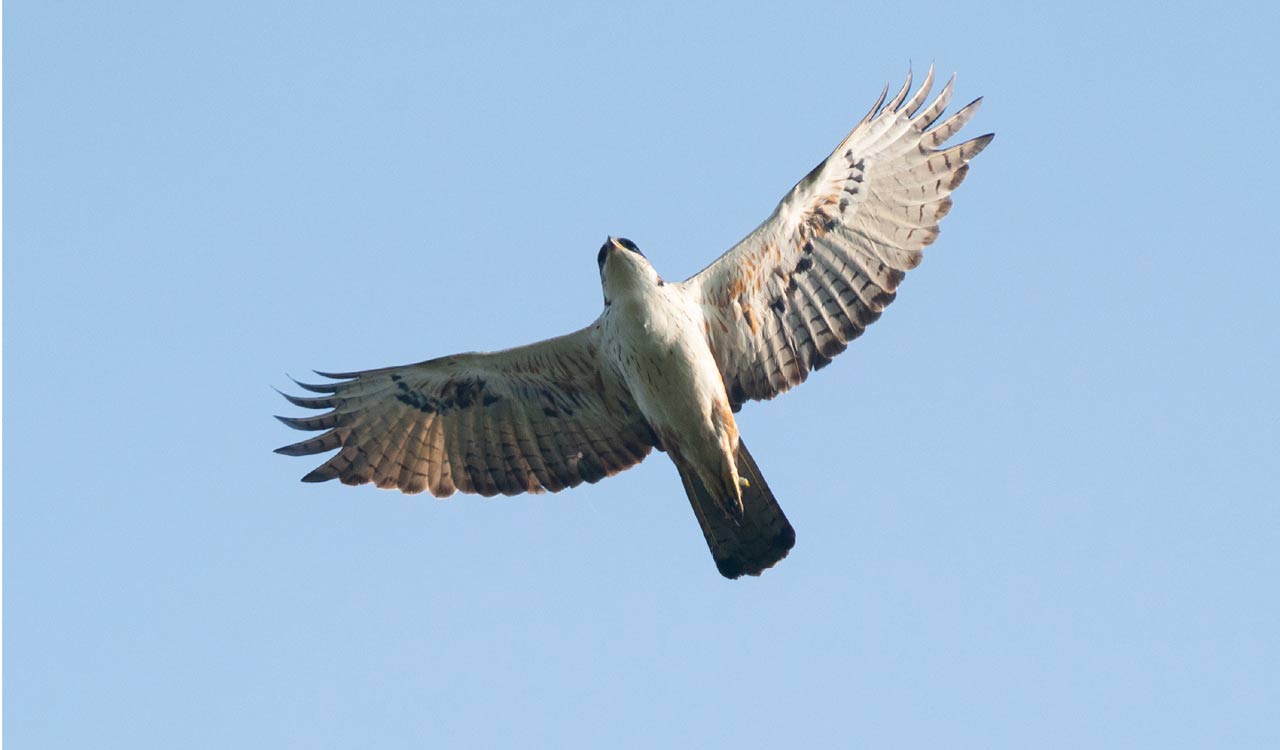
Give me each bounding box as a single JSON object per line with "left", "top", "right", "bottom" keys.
{"left": 598, "top": 236, "right": 662, "bottom": 305}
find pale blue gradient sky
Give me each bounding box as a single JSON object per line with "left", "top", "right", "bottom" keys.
{"left": 7, "top": 1, "right": 1279, "bottom": 747}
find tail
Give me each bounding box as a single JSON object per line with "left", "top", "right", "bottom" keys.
{"left": 676, "top": 438, "right": 796, "bottom": 579}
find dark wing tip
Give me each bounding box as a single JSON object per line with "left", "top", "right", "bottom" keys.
{"left": 275, "top": 413, "right": 342, "bottom": 431}
{"left": 275, "top": 430, "right": 343, "bottom": 457}
{"left": 274, "top": 389, "right": 336, "bottom": 409}
{"left": 313, "top": 369, "right": 360, "bottom": 380}
{"left": 967, "top": 132, "right": 996, "bottom": 158}
{"left": 288, "top": 374, "right": 340, "bottom": 394}
{"left": 274, "top": 441, "right": 314, "bottom": 457}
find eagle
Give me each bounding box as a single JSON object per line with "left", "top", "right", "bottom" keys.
{"left": 276, "top": 67, "right": 992, "bottom": 579}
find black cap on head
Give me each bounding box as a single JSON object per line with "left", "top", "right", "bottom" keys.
{"left": 597, "top": 238, "right": 611, "bottom": 271}
{"left": 598, "top": 236, "right": 644, "bottom": 272}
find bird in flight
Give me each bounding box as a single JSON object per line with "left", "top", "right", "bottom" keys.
{"left": 276, "top": 67, "right": 992, "bottom": 579}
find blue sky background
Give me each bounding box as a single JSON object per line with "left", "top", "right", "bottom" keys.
{"left": 7, "top": 1, "right": 1279, "bottom": 747}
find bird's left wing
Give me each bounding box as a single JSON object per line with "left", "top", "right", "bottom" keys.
{"left": 680, "top": 67, "right": 992, "bottom": 410}
{"left": 275, "top": 324, "right": 656, "bottom": 497}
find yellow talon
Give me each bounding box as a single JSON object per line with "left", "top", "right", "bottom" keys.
{"left": 739, "top": 477, "right": 751, "bottom": 489}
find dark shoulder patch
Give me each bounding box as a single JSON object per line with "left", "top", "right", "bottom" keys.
{"left": 394, "top": 377, "right": 493, "bottom": 415}
{"left": 395, "top": 390, "right": 437, "bottom": 414}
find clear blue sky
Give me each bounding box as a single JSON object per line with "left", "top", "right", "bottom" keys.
{"left": 7, "top": 1, "right": 1279, "bottom": 747}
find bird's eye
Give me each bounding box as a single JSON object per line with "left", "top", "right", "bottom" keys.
{"left": 597, "top": 242, "right": 609, "bottom": 271}
{"left": 617, "top": 237, "right": 643, "bottom": 257}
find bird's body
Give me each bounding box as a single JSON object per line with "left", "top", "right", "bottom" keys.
{"left": 599, "top": 258, "right": 742, "bottom": 519}
{"left": 277, "top": 67, "right": 991, "bottom": 578}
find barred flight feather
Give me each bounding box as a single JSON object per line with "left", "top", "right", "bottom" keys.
{"left": 681, "top": 65, "right": 992, "bottom": 408}
{"left": 276, "top": 326, "right": 656, "bottom": 496}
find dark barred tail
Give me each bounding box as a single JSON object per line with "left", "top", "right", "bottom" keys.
{"left": 677, "top": 438, "right": 796, "bottom": 579}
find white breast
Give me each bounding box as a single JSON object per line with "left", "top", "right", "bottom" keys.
{"left": 601, "top": 284, "right": 729, "bottom": 444}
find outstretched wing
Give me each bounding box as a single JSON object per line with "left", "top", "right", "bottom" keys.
{"left": 275, "top": 324, "right": 656, "bottom": 497}
{"left": 681, "top": 67, "right": 992, "bottom": 409}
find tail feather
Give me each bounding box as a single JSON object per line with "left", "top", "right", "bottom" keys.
{"left": 677, "top": 438, "right": 795, "bottom": 579}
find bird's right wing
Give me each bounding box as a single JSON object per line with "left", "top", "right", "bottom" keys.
{"left": 275, "top": 323, "right": 657, "bottom": 497}
{"left": 680, "top": 67, "right": 991, "bottom": 409}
